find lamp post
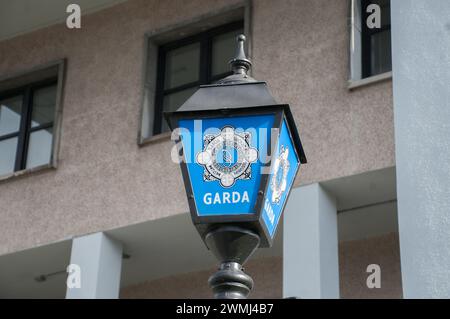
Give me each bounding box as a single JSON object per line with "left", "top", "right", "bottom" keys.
{"left": 165, "top": 35, "right": 306, "bottom": 299}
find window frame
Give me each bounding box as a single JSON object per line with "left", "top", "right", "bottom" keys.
{"left": 152, "top": 21, "right": 244, "bottom": 135}
{"left": 0, "top": 77, "right": 57, "bottom": 173}
{"left": 0, "top": 59, "right": 65, "bottom": 181}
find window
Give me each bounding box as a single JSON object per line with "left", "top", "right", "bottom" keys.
{"left": 350, "top": 0, "right": 392, "bottom": 83}
{"left": 152, "top": 21, "right": 244, "bottom": 135}
{"left": 361, "top": 0, "right": 391, "bottom": 78}
{"left": 0, "top": 78, "right": 57, "bottom": 176}
{"left": 139, "top": 4, "right": 251, "bottom": 142}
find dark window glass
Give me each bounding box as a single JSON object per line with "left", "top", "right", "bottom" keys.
{"left": 164, "top": 43, "right": 201, "bottom": 90}
{"left": 0, "top": 137, "right": 18, "bottom": 175}
{"left": 361, "top": 0, "right": 391, "bottom": 78}
{"left": 161, "top": 87, "right": 197, "bottom": 133}
{"left": 31, "top": 85, "right": 56, "bottom": 128}
{"left": 26, "top": 127, "right": 53, "bottom": 169}
{"left": 212, "top": 30, "right": 242, "bottom": 76}
{"left": 0, "top": 80, "right": 57, "bottom": 175}
{"left": 153, "top": 21, "right": 244, "bottom": 135}
{"left": 0, "top": 95, "right": 22, "bottom": 135}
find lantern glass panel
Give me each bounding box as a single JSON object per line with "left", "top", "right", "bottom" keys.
{"left": 178, "top": 113, "right": 275, "bottom": 217}
{"left": 261, "top": 117, "right": 300, "bottom": 237}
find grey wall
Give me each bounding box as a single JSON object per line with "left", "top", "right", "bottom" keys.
{"left": 283, "top": 184, "right": 339, "bottom": 298}
{"left": 391, "top": 0, "right": 450, "bottom": 298}
{"left": 66, "top": 232, "right": 123, "bottom": 299}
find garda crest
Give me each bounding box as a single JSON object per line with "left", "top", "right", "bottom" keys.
{"left": 270, "top": 145, "right": 290, "bottom": 204}
{"left": 196, "top": 126, "right": 258, "bottom": 188}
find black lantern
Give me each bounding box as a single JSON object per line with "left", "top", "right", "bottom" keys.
{"left": 166, "top": 35, "right": 306, "bottom": 299}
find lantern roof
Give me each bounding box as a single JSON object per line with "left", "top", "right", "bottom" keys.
{"left": 176, "top": 81, "right": 277, "bottom": 112}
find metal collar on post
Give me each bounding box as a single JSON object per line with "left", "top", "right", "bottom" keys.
{"left": 205, "top": 226, "right": 260, "bottom": 299}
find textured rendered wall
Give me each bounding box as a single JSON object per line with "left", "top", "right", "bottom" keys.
{"left": 0, "top": 0, "right": 394, "bottom": 255}
{"left": 120, "top": 234, "right": 402, "bottom": 299}
{"left": 339, "top": 233, "right": 402, "bottom": 299}
{"left": 391, "top": 0, "right": 450, "bottom": 298}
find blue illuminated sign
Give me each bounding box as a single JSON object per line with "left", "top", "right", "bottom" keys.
{"left": 179, "top": 114, "right": 275, "bottom": 216}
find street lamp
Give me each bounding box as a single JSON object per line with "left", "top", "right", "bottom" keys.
{"left": 165, "top": 35, "right": 306, "bottom": 299}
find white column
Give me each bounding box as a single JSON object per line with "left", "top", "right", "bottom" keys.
{"left": 66, "top": 232, "right": 123, "bottom": 299}
{"left": 283, "top": 183, "right": 339, "bottom": 298}
{"left": 391, "top": 0, "right": 450, "bottom": 298}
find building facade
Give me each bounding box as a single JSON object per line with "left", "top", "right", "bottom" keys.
{"left": 0, "top": 0, "right": 448, "bottom": 299}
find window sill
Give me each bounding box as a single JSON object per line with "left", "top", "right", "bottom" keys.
{"left": 0, "top": 164, "right": 55, "bottom": 184}
{"left": 139, "top": 131, "right": 172, "bottom": 147}
{"left": 348, "top": 71, "right": 392, "bottom": 90}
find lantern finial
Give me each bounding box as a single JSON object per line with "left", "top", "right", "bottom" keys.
{"left": 229, "top": 34, "right": 252, "bottom": 75}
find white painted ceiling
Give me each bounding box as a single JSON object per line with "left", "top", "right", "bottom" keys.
{"left": 0, "top": 0, "right": 126, "bottom": 41}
